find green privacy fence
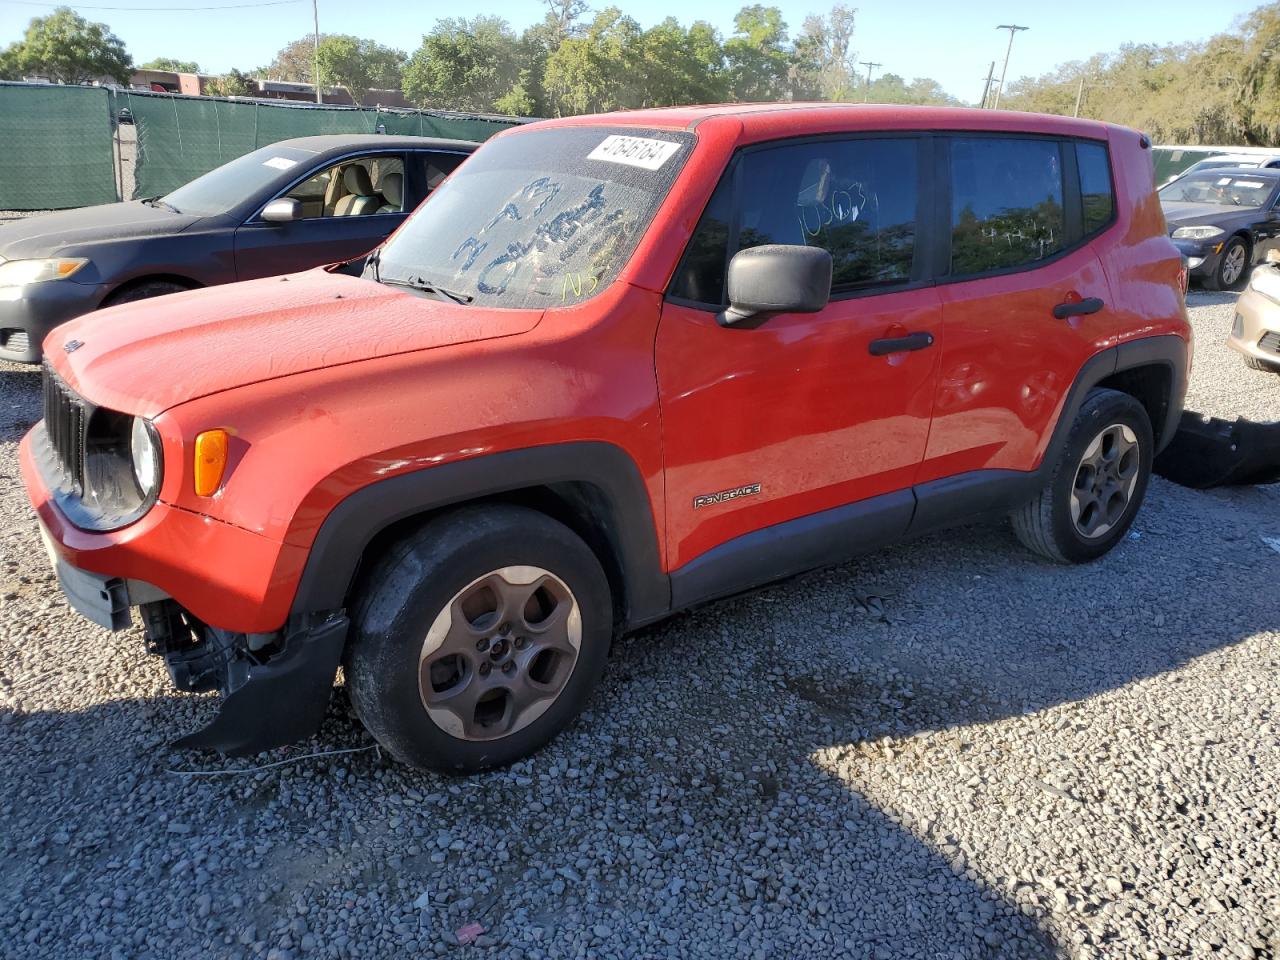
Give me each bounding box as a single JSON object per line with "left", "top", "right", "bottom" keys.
{"left": 121, "top": 90, "right": 521, "bottom": 199}
{"left": 0, "top": 82, "right": 118, "bottom": 210}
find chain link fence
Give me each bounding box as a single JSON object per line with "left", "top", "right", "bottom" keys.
{"left": 0, "top": 83, "right": 524, "bottom": 211}
{"left": 0, "top": 83, "right": 119, "bottom": 210}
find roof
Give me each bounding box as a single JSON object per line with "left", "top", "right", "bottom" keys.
{"left": 270, "top": 134, "right": 479, "bottom": 154}
{"left": 527, "top": 102, "right": 1116, "bottom": 140}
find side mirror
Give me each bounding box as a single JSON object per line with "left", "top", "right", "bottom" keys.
{"left": 718, "top": 244, "right": 833, "bottom": 328}
{"left": 261, "top": 198, "right": 301, "bottom": 223}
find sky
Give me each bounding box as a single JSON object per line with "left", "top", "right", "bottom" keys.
{"left": 0, "top": 0, "right": 1265, "bottom": 103}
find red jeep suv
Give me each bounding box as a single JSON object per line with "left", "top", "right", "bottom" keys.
{"left": 22, "top": 104, "right": 1189, "bottom": 771}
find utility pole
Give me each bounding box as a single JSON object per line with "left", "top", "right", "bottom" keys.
{"left": 861, "top": 60, "right": 882, "bottom": 102}
{"left": 312, "top": 0, "right": 322, "bottom": 104}
{"left": 980, "top": 60, "right": 995, "bottom": 109}
{"left": 992, "top": 24, "right": 1027, "bottom": 110}
{"left": 1073, "top": 75, "right": 1086, "bottom": 117}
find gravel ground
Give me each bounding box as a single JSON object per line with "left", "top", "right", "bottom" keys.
{"left": 1, "top": 292, "right": 1278, "bottom": 960}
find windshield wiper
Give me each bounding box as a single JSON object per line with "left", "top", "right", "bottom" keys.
{"left": 141, "top": 196, "right": 180, "bottom": 214}
{"left": 380, "top": 274, "right": 473, "bottom": 305}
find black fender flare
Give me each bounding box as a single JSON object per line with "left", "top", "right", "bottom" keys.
{"left": 288, "top": 441, "right": 671, "bottom": 630}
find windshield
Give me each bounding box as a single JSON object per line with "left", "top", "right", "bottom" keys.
{"left": 1160, "top": 173, "right": 1276, "bottom": 207}
{"left": 162, "top": 145, "right": 315, "bottom": 216}
{"left": 369, "top": 127, "right": 694, "bottom": 308}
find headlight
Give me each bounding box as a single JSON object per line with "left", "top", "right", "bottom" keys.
{"left": 1171, "top": 226, "right": 1225, "bottom": 240}
{"left": 1248, "top": 266, "right": 1280, "bottom": 304}
{"left": 0, "top": 257, "right": 89, "bottom": 286}
{"left": 130, "top": 417, "right": 161, "bottom": 496}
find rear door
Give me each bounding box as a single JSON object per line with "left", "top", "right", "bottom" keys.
{"left": 917, "top": 135, "right": 1116, "bottom": 484}
{"left": 656, "top": 135, "right": 942, "bottom": 572}
{"left": 233, "top": 151, "right": 408, "bottom": 280}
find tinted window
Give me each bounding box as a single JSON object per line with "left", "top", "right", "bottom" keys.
{"left": 1078, "top": 142, "right": 1114, "bottom": 234}
{"left": 672, "top": 138, "right": 919, "bottom": 304}
{"left": 950, "top": 138, "right": 1065, "bottom": 276}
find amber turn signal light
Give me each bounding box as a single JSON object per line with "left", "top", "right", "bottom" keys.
{"left": 193, "top": 429, "right": 229, "bottom": 496}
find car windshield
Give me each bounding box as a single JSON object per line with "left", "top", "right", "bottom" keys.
{"left": 161, "top": 145, "right": 316, "bottom": 216}
{"left": 1160, "top": 173, "right": 1276, "bottom": 207}
{"left": 369, "top": 127, "right": 693, "bottom": 308}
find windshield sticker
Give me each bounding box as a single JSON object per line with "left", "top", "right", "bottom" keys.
{"left": 263, "top": 156, "right": 298, "bottom": 171}
{"left": 587, "top": 135, "right": 680, "bottom": 171}
{"left": 1217, "top": 177, "right": 1233, "bottom": 185}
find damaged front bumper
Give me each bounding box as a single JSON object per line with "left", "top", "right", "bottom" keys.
{"left": 38, "top": 524, "right": 347, "bottom": 755}
{"left": 1154, "top": 411, "right": 1280, "bottom": 488}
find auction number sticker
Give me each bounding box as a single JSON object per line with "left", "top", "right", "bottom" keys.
{"left": 262, "top": 156, "right": 298, "bottom": 171}
{"left": 588, "top": 135, "right": 680, "bottom": 171}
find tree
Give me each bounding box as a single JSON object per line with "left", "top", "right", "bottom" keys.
{"left": 543, "top": 7, "right": 643, "bottom": 115}
{"left": 0, "top": 44, "right": 21, "bottom": 81}
{"left": 724, "top": 5, "right": 792, "bottom": 101}
{"left": 262, "top": 35, "right": 330, "bottom": 83}
{"left": 633, "top": 18, "right": 728, "bottom": 107}
{"left": 9, "top": 7, "right": 132, "bottom": 85}
{"left": 206, "top": 68, "right": 257, "bottom": 97}
{"left": 403, "top": 17, "right": 522, "bottom": 112}
{"left": 315, "top": 35, "right": 404, "bottom": 104}
{"left": 793, "top": 4, "right": 857, "bottom": 100}
{"left": 139, "top": 57, "right": 200, "bottom": 73}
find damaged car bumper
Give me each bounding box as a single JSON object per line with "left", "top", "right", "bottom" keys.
{"left": 20, "top": 430, "right": 347, "bottom": 755}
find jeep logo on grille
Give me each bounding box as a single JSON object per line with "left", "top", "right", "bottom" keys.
{"left": 693, "top": 483, "right": 762, "bottom": 510}
{"left": 63, "top": 339, "right": 84, "bottom": 354}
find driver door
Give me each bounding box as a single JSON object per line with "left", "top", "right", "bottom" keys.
{"left": 656, "top": 136, "right": 941, "bottom": 577}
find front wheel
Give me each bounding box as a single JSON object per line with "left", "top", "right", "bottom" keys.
{"left": 345, "top": 504, "right": 612, "bottom": 772}
{"left": 1011, "top": 388, "right": 1153, "bottom": 564}
{"left": 1205, "top": 236, "right": 1249, "bottom": 291}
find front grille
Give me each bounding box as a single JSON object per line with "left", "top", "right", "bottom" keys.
{"left": 0, "top": 328, "right": 28, "bottom": 355}
{"left": 1260, "top": 331, "right": 1280, "bottom": 356}
{"left": 42, "top": 363, "right": 86, "bottom": 489}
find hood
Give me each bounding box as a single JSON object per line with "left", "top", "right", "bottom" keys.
{"left": 46, "top": 270, "right": 544, "bottom": 417}
{"left": 0, "top": 201, "right": 203, "bottom": 258}
{"left": 1159, "top": 201, "right": 1257, "bottom": 229}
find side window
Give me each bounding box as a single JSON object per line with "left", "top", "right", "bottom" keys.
{"left": 404, "top": 151, "right": 467, "bottom": 208}
{"left": 950, "top": 137, "right": 1065, "bottom": 276}
{"left": 1077, "top": 141, "right": 1114, "bottom": 235}
{"left": 283, "top": 155, "right": 396, "bottom": 219}
{"left": 671, "top": 137, "right": 920, "bottom": 305}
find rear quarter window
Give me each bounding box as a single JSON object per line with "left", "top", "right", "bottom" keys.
{"left": 1077, "top": 141, "right": 1114, "bottom": 235}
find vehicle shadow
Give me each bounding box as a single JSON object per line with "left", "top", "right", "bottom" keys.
{"left": 1185, "top": 289, "right": 1239, "bottom": 308}
{"left": 2, "top": 473, "right": 1275, "bottom": 958}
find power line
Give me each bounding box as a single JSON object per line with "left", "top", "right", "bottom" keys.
{"left": 9, "top": 0, "right": 302, "bottom": 9}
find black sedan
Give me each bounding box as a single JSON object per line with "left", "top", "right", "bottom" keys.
{"left": 1159, "top": 167, "right": 1280, "bottom": 291}
{"left": 0, "top": 134, "right": 474, "bottom": 363}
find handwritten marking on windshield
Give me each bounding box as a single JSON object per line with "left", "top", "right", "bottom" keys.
{"left": 561, "top": 273, "right": 600, "bottom": 301}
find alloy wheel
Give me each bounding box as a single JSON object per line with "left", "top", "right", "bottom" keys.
{"left": 1070, "top": 423, "right": 1141, "bottom": 539}
{"left": 1221, "top": 243, "right": 1246, "bottom": 287}
{"left": 417, "top": 566, "right": 582, "bottom": 741}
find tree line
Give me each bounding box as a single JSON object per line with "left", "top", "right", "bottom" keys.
{"left": 0, "top": 3, "right": 958, "bottom": 114}
{"left": 5, "top": 1, "right": 1280, "bottom": 147}
{"left": 1001, "top": 2, "right": 1280, "bottom": 147}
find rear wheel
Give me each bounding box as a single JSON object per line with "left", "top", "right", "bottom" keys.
{"left": 1011, "top": 388, "right": 1153, "bottom": 564}
{"left": 1205, "top": 236, "right": 1249, "bottom": 291}
{"left": 345, "top": 504, "right": 612, "bottom": 772}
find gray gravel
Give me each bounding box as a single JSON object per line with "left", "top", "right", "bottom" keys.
{"left": 1, "top": 292, "right": 1278, "bottom": 960}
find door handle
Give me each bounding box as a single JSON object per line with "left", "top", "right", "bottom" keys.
{"left": 868, "top": 332, "right": 935, "bottom": 356}
{"left": 1052, "top": 297, "right": 1105, "bottom": 320}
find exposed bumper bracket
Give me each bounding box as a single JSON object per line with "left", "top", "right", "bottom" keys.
{"left": 165, "top": 613, "right": 349, "bottom": 756}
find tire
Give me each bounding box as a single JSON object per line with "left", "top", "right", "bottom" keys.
{"left": 102, "top": 280, "right": 190, "bottom": 307}
{"left": 345, "top": 504, "right": 612, "bottom": 772}
{"left": 1244, "top": 355, "right": 1280, "bottom": 374}
{"left": 1204, "top": 236, "right": 1249, "bottom": 291}
{"left": 1011, "top": 388, "right": 1153, "bottom": 564}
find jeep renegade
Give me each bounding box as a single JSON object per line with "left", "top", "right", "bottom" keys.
{"left": 22, "top": 104, "right": 1190, "bottom": 771}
